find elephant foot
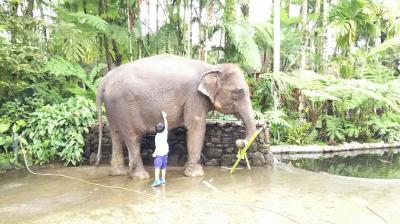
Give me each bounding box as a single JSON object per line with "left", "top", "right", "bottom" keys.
{"left": 129, "top": 167, "right": 150, "bottom": 180}
{"left": 109, "top": 166, "right": 127, "bottom": 176}
{"left": 184, "top": 163, "right": 204, "bottom": 177}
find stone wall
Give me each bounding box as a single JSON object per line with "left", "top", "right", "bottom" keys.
{"left": 84, "top": 120, "right": 272, "bottom": 167}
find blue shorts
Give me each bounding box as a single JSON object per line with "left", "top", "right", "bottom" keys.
{"left": 154, "top": 155, "right": 168, "bottom": 169}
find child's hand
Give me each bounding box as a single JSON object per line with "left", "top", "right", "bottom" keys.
{"left": 162, "top": 111, "right": 167, "bottom": 118}
{"left": 152, "top": 153, "right": 156, "bottom": 157}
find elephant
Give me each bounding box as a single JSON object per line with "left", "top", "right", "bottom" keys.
{"left": 96, "top": 54, "right": 256, "bottom": 178}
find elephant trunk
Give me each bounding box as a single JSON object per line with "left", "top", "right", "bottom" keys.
{"left": 238, "top": 99, "right": 257, "bottom": 140}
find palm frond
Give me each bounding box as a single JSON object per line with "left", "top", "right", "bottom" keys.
{"left": 224, "top": 21, "right": 261, "bottom": 70}
{"left": 64, "top": 12, "right": 109, "bottom": 33}
{"left": 367, "top": 36, "right": 400, "bottom": 57}
{"left": 49, "top": 22, "right": 97, "bottom": 64}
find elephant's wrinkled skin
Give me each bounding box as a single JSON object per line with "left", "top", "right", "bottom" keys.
{"left": 96, "top": 54, "right": 256, "bottom": 178}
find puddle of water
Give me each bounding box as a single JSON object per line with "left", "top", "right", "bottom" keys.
{"left": 281, "top": 148, "right": 400, "bottom": 179}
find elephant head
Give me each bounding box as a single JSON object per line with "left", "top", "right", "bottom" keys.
{"left": 198, "top": 64, "right": 256, "bottom": 140}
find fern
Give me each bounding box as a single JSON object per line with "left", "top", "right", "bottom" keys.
{"left": 43, "top": 57, "right": 86, "bottom": 79}
{"left": 368, "top": 113, "right": 400, "bottom": 143}
{"left": 107, "top": 24, "right": 130, "bottom": 50}
{"left": 49, "top": 22, "right": 97, "bottom": 64}
{"left": 43, "top": 57, "right": 106, "bottom": 96}
{"left": 344, "top": 121, "right": 361, "bottom": 139}
{"left": 224, "top": 21, "right": 261, "bottom": 70}
{"left": 64, "top": 12, "right": 109, "bottom": 33}
{"left": 263, "top": 109, "right": 290, "bottom": 127}
{"left": 367, "top": 36, "right": 400, "bottom": 57}
{"left": 325, "top": 115, "right": 346, "bottom": 142}
{"left": 253, "top": 23, "right": 273, "bottom": 50}
{"left": 363, "top": 63, "right": 396, "bottom": 83}
{"left": 302, "top": 89, "right": 340, "bottom": 102}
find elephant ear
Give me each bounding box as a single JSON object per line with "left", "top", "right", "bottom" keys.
{"left": 197, "top": 70, "right": 222, "bottom": 103}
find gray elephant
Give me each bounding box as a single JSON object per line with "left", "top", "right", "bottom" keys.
{"left": 96, "top": 54, "right": 256, "bottom": 178}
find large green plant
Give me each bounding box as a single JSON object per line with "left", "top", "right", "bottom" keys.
{"left": 329, "top": 0, "right": 380, "bottom": 54}
{"left": 0, "top": 98, "right": 45, "bottom": 154}
{"left": 22, "top": 97, "right": 96, "bottom": 165}
{"left": 368, "top": 112, "right": 400, "bottom": 143}
{"left": 43, "top": 57, "right": 106, "bottom": 98}
{"left": 253, "top": 70, "right": 400, "bottom": 144}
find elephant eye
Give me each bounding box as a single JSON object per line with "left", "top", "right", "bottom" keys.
{"left": 232, "top": 88, "right": 244, "bottom": 99}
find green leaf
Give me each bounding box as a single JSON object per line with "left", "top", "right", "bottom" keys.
{"left": 16, "top": 120, "right": 27, "bottom": 127}
{"left": 0, "top": 122, "right": 10, "bottom": 133}
{"left": 12, "top": 124, "right": 20, "bottom": 132}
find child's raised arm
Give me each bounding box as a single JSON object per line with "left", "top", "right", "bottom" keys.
{"left": 162, "top": 111, "right": 168, "bottom": 130}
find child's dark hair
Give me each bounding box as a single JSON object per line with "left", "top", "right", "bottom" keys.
{"left": 155, "top": 123, "right": 165, "bottom": 133}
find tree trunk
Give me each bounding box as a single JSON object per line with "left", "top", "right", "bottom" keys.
{"left": 198, "top": 0, "right": 203, "bottom": 60}
{"left": 224, "top": 0, "right": 237, "bottom": 62}
{"left": 136, "top": 0, "right": 142, "bottom": 59}
{"left": 284, "top": 0, "right": 291, "bottom": 14}
{"left": 273, "top": 0, "right": 280, "bottom": 75}
{"left": 156, "top": 0, "right": 159, "bottom": 54}
{"left": 127, "top": 0, "right": 135, "bottom": 61}
{"left": 299, "top": 0, "right": 308, "bottom": 71}
{"left": 188, "top": 0, "right": 193, "bottom": 58}
{"left": 24, "top": 0, "right": 34, "bottom": 17}
{"left": 320, "top": 0, "right": 328, "bottom": 74}
{"left": 311, "top": 0, "right": 321, "bottom": 72}
{"left": 176, "top": 0, "right": 183, "bottom": 56}
{"left": 147, "top": 0, "right": 150, "bottom": 45}
{"left": 38, "top": 1, "right": 48, "bottom": 46}
{"left": 10, "top": 1, "right": 18, "bottom": 43}
{"left": 99, "top": 0, "right": 113, "bottom": 71}
{"left": 103, "top": 35, "right": 113, "bottom": 70}
{"left": 240, "top": 2, "right": 249, "bottom": 20}
{"left": 183, "top": 0, "right": 188, "bottom": 56}
{"left": 83, "top": 0, "right": 88, "bottom": 13}
{"left": 273, "top": 0, "right": 281, "bottom": 110}
{"left": 111, "top": 40, "right": 122, "bottom": 66}
{"left": 203, "top": 0, "right": 209, "bottom": 62}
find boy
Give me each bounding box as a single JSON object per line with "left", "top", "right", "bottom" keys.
{"left": 152, "top": 111, "right": 169, "bottom": 187}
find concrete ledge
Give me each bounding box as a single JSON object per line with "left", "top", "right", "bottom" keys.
{"left": 271, "top": 141, "right": 400, "bottom": 154}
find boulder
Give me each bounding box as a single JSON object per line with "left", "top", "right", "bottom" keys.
{"left": 205, "top": 148, "right": 223, "bottom": 159}
{"left": 205, "top": 159, "right": 219, "bottom": 166}
{"left": 251, "top": 152, "right": 266, "bottom": 167}
{"left": 221, "top": 154, "right": 236, "bottom": 167}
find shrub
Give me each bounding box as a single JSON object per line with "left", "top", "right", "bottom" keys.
{"left": 22, "top": 97, "right": 96, "bottom": 165}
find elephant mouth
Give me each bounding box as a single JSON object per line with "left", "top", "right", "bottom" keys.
{"left": 234, "top": 112, "right": 244, "bottom": 122}
{"left": 214, "top": 105, "right": 234, "bottom": 114}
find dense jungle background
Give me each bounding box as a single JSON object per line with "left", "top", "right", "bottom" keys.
{"left": 1, "top": 0, "right": 399, "bottom": 166}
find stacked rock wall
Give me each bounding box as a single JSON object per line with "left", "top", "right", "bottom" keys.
{"left": 85, "top": 120, "right": 272, "bottom": 167}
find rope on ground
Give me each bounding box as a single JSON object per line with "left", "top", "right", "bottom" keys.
{"left": 365, "top": 205, "right": 389, "bottom": 224}
{"left": 19, "top": 139, "right": 154, "bottom": 198}
{"left": 19, "top": 137, "right": 301, "bottom": 224}
{"left": 188, "top": 200, "right": 302, "bottom": 224}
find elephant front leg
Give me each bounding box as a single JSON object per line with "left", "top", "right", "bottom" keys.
{"left": 109, "top": 130, "right": 127, "bottom": 176}
{"left": 184, "top": 119, "right": 206, "bottom": 177}
{"left": 125, "top": 135, "right": 150, "bottom": 179}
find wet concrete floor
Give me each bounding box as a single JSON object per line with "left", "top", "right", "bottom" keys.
{"left": 1, "top": 164, "right": 399, "bottom": 224}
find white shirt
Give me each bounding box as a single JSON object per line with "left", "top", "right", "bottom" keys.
{"left": 154, "top": 118, "right": 169, "bottom": 156}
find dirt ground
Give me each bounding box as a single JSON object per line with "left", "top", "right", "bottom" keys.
{"left": 1, "top": 164, "right": 399, "bottom": 224}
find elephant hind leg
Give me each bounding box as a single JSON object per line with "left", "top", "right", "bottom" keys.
{"left": 109, "top": 129, "right": 127, "bottom": 176}
{"left": 125, "top": 134, "right": 150, "bottom": 180}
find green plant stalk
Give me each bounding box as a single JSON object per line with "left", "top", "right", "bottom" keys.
{"left": 230, "top": 126, "right": 264, "bottom": 174}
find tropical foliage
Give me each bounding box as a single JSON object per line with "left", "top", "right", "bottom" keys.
{"left": 0, "top": 0, "right": 400, "bottom": 167}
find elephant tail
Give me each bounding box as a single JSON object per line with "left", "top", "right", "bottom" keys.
{"left": 95, "top": 80, "right": 105, "bottom": 166}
